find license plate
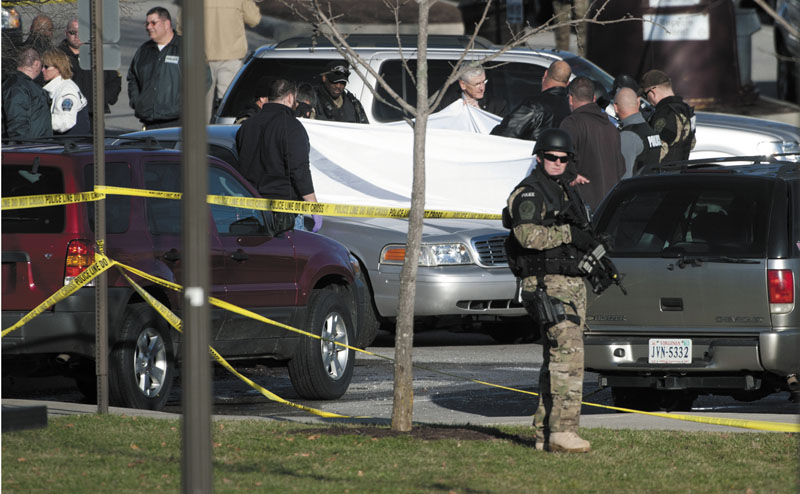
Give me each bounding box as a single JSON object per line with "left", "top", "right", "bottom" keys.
{"left": 648, "top": 338, "right": 692, "bottom": 364}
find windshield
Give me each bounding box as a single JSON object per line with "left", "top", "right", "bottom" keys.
{"left": 562, "top": 54, "right": 615, "bottom": 92}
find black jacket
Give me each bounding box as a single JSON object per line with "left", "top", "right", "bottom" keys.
{"left": 560, "top": 102, "right": 626, "bottom": 211}
{"left": 127, "top": 33, "right": 184, "bottom": 123}
{"left": 235, "top": 103, "right": 314, "bottom": 200}
{"left": 58, "top": 39, "right": 121, "bottom": 115}
{"left": 1, "top": 71, "right": 53, "bottom": 139}
{"left": 648, "top": 95, "right": 696, "bottom": 163}
{"left": 314, "top": 86, "right": 369, "bottom": 124}
{"left": 490, "top": 86, "right": 570, "bottom": 141}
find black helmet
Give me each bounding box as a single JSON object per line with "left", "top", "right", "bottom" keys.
{"left": 612, "top": 73, "right": 639, "bottom": 95}
{"left": 533, "top": 128, "right": 574, "bottom": 156}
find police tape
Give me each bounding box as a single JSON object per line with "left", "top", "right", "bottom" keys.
{"left": 95, "top": 185, "right": 502, "bottom": 220}
{"left": 117, "top": 269, "right": 351, "bottom": 419}
{"left": 111, "top": 261, "right": 800, "bottom": 433}
{"left": 1, "top": 191, "right": 105, "bottom": 211}
{"left": 1, "top": 254, "right": 115, "bottom": 337}
{"left": 2, "top": 252, "right": 797, "bottom": 432}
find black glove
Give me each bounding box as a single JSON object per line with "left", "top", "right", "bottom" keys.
{"left": 569, "top": 225, "right": 599, "bottom": 251}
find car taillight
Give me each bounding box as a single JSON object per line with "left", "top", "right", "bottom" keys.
{"left": 64, "top": 240, "right": 94, "bottom": 285}
{"left": 768, "top": 269, "right": 794, "bottom": 314}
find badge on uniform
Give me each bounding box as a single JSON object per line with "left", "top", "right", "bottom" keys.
{"left": 653, "top": 118, "right": 666, "bottom": 133}
{"left": 61, "top": 98, "right": 74, "bottom": 111}
{"left": 165, "top": 55, "right": 179, "bottom": 64}
{"left": 518, "top": 200, "right": 536, "bottom": 220}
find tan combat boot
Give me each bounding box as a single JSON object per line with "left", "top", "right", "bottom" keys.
{"left": 546, "top": 432, "right": 591, "bottom": 453}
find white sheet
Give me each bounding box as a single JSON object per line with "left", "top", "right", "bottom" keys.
{"left": 303, "top": 101, "right": 534, "bottom": 215}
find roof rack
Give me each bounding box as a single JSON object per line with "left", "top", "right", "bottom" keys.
{"left": 275, "top": 34, "right": 496, "bottom": 50}
{"left": 2, "top": 134, "right": 166, "bottom": 153}
{"left": 651, "top": 154, "right": 800, "bottom": 174}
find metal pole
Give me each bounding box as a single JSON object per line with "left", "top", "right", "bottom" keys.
{"left": 91, "top": 0, "right": 108, "bottom": 416}
{"left": 180, "top": 2, "right": 213, "bottom": 493}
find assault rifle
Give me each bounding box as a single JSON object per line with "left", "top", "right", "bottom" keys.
{"left": 559, "top": 199, "right": 627, "bottom": 296}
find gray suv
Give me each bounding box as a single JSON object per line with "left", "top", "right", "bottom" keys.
{"left": 585, "top": 157, "right": 800, "bottom": 410}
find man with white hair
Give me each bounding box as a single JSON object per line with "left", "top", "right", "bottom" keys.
{"left": 613, "top": 87, "right": 662, "bottom": 177}
{"left": 454, "top": 64, "right": 505, "bottom": 116}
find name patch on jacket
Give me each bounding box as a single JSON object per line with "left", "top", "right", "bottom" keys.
{"left": 165, "top": 55, "right": 180, "bottom": 64}
{"left": 647, "top": 135, "right": 662, "bottom": 148}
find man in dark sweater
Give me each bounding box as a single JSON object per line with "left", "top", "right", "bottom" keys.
{"left": 559, "top": 76, "right": 625, "bottom": 211}
{"left": 491, "top": 60, "right": 571, "bottom": 141}
{"left": 236, "top": 79, "right": 320, "bottom": 231}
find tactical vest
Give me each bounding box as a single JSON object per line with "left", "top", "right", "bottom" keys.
{"left": 317, "top": 88, "right": 368, "bottom": 123}
{"left": 623, "top": 121, "right": 662, "bottom": 175}
{"left": 505, "top": 170, "right": 585, "bottom": 278}
{"left": 654, "top": 99, "right": 696, "bottom": 162}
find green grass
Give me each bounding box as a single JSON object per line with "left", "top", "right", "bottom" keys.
{"left": 2, "top": 415, "right": 798, "bottom": 493}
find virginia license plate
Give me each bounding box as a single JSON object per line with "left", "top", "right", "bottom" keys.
{"left": 648, "top": 338, "right": 692, "bottom": 364}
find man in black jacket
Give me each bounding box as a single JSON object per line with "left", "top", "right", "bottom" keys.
{"left": 314, "top": 61, "right": 369, "bottom": 124}
{"left": 58, "top": 18, "right": 122, "bottom": 123}
{"left": 559, "top": 77, "right": 625, "bottom": 211}
{"left": 127, "top": 7, "right": 183, "bottom": 129}
{"left": 2, "top": 47, "right": 52, "bottom": 139}
{"left": 236, "top": 79, "right": 320, "bottom": 231}
{"left": 490, "top": 60, "right": 571, "bottom": 141}
{"left": 640, "top": 69, "right": 696, "bottom": 162}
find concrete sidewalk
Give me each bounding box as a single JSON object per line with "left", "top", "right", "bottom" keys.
{"left": 4, "top": 398, "right": 797, "bottom": 433}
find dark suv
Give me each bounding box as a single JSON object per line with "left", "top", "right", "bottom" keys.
{"left": 2, "top": 140, "right": 365, "bottom": 410}
{"left": 586, "top": 157, "right": 799, "bottom": 410}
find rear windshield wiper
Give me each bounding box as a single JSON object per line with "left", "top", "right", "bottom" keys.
{"left": 673, "top": 256, "right": 761, "bottom": 268}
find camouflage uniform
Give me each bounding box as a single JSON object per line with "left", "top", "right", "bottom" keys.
{"left": 506, "top": 170, "right": 587, "bottom": 444}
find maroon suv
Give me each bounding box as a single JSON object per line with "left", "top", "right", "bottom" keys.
{"left": 2, "top": 141, "right": 366, "bottom": 410}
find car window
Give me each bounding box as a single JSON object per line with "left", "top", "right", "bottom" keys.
{"left": 208, "top": 166, "right": 270, "bottom": 235}
{"left": 2, "top": 164, "right": 65, "bottom": 233}
{"left": 373, "top": 59, "right": 545, "bottom": 122}
{"left": 84, "top": 162, "right": 132, "bottom": 234}
{"left": 219, "top": 58, "right": 333, "bottom": 119}
{"left": 144, "top": 161, "right": 182, "bottom": 235}
{"left": 597, "top": 179, "right": 772, "bottom": 258}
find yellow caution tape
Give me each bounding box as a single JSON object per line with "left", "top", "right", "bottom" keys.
{"left": 1, "top": 191, "right": 104, "bottom": 210}
{"left": 118, "top": 268, "right": 350, "bottom": 419}
{"left": 94, "top": 185, "right": 501, "bottom": 220}
{"left": 3, "top": 250, "right": 795, "bottom": 432}
{"left": 1, "top": 254, "right": 115, "bottom": 337}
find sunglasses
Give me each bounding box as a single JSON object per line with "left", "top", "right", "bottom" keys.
{"left": 67, "top": 30, "right": 78, "bottom": 36}
{"left": 542, "top": 153, "right": 569, "bottom": 163}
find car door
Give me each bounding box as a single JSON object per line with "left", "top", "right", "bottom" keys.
{"left": 588, "top": 176, "right": 773, "bottom": 334}
{"left": 207, "top": 165, "right": 298, "bottom": 353}
{"left": 142, "top": 160, "right": 228, "bottom": 328}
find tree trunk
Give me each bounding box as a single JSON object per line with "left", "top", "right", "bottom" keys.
{"left": 391, "top": 0, "right": 430, "bottom": 432}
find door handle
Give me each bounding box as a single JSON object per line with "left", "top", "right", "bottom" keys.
{"left": 660, "top": 297, "right": 683, "bottom": 311}
{"left": 163, "top": 249, "right": 181, "bottom": 262}
{"left": 230, "top": 250, "right": 248, "bottom": 262}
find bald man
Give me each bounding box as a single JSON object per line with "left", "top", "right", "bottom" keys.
{"left": 613, "top": 88, "right": 662, "bottom": 177}
{"left": 491, "top": 60, "right": 572, "bottom": 141}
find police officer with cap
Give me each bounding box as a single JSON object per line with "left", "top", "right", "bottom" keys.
{"left": 640, "top": 69, "right": 696, "bottom": 162}
{"left": 503, "top": 128, "right": 599, "bottom": 453}
{"left": 314, "top": 60, "right": 369, "bottom": 124}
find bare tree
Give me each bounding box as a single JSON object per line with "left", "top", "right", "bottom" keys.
{"left": 278, "top": 0, "right": 641, "bottom": 432}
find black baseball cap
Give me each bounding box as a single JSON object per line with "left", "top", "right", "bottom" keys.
{"left": 324, "top": 60, "right": 350, "bottom": 83}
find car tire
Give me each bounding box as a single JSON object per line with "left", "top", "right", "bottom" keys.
{"left": 288, "top": 289, "right": 355, "bottom": 400}
{"left": 611, "top": 387, "right": 695, "bottom": 412}
{"left": 109, "top": 303, "right": 175, "bottom": 410}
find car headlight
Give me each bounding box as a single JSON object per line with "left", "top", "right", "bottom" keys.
{"left": 380, "top": 243, "right": 473, "bottom": 266}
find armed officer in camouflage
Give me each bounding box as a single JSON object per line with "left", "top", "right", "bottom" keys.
{"left": 503, "top": 129, "right": 608, "bottom": 453}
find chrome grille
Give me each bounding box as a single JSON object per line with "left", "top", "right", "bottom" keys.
{"left": 472, "top": 233, "right": 508, "bottom": 266}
